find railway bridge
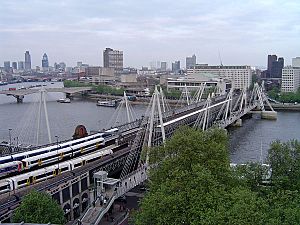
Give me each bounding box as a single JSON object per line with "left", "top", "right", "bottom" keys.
{"left": 0, "top": 87, "right": 92, "bottom": 103}
{"left": 0, "top": 83, "right": 275, "bottom": 224}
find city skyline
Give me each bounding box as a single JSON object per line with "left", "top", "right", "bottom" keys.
{"left": 1, "top": 0, "right": 300, "bottom": 68}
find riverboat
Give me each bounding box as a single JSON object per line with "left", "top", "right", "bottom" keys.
{"left": 57, "top": 98, "right": 71, "bottom": 103}
{"left": 0, "top": 81, "right": 8, "bottom": 86}
{"left": 97, "top": 99, "right": 117, "bottom": 107}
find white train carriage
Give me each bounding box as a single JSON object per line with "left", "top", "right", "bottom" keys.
{"left": 0, "top": 155, "right": 13, "bottom": 165}
{"left": 9, "top": 161, "right": 71, "bottom": 189}
{"left": 0, "top": 161, "right": 22, "bottom": 177}
{"left": 70, "top": 149, "right": 113, "bottom": 170}
{"left": 102, "top": 128, "right": 119, "bottom": 138}
{"left": 0, "top": 179, "right": 13, "bottom": 194}
{"left": 0, "top": 147, "right": 114, "bottom": 194}
{"left": 21, "top": 137, "right": 105, "bottom": 169}
{"left": 0, "top": 132, "right": 105, "bottom": 165}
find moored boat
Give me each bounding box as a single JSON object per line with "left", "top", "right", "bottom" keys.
{"left": 97, "top": 99, "right": 117, "bottom": 107}
{"left": 0, "top": 81, "right": 8, "bottom": 86}
{"left": 57, "top": 98, "right": 71, "bottom": 103}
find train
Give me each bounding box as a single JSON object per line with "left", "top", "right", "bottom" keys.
{"left": 22, "top": 137, "right": 105, "bottom": 169}
{"left": 0, "top": 128, "right": 119, "bottom": 178}
{"left": 0, "top": 148, "right": 114, "bottom": 194}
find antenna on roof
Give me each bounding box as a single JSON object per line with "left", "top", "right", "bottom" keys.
{"left": 218, "top": 50, "right": 223, "bottom": 67}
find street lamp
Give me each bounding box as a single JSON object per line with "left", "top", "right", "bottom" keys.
{"left": 98, "top": 120, "right": 101, "bottom": 131}
{"left": 55, "top": 135, "right": 59, "bottom": 171}
{"left": 8, "top": 129, "right": 12, "bottom": 153}
{"left": 13, "top": 137, "right": 19, "bottom": 151}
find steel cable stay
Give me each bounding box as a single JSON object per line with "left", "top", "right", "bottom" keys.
{"left": 105, "top": 92, "right": 139, "bottom": 129}
{"left": 14, "top": 93, "right": 40, "bottom": 147}
{"left": 45, "top": 91, "right": 78, "bottom": 142}
{"left": 120, "top": 86, "right": 168, "bottom": 178}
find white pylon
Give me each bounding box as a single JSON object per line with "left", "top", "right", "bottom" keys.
{"left": 36, "top": 87, "right": 52, "bottom": 145}
{"left": 191, "top": 82, "right": 206, "bottom": 103}
{"left": 146, "top": 86, "right": 166, "bottom": 164}
{"left": 124, "top": 91, "right": 131, "bottom": 123}
{"left": 202, "top": 94, "right": 211, "bottom": 130}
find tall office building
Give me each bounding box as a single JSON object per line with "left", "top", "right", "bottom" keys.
{"left": 4, "top": 61, "right": 10, "bottom": 72}
{"left": 172, "top": 61, "right": 180, "bottom": 74}
{"left": 24, "top": 51, "right": 31, "bottom": 70}
{"left": 267, "top": 55, "right": 277, "bottom": 73}
{"left": 267, "top": 54, "right": 284, "bottom": 78}
{"left": 161, "top": 62, "right": 167, "bottom": 71}
{"left": 103, "top": 48, "right": 123, "bottom": 74}
{"left": 281, "top": 66, "right": 300, "bottom": 92}
{"left": 187, "top": 64, "right": 252, "bottom": 89}
{"left": 292, "top": 57, "right": 300, "bottom": 67}
{"left": 271, "top": 57, "right": 284, "bottom": 78}
{"left": 12, "top": 62, "right": 17, "bottom": 70}
{"left": 42, "top": 53, "right": 49, "bottom": 68}
{"left": 186, "top": 54, "right": 196, "bottom": 69}
{"left": 18, "top": 61, "right": 24, "bottom": 70}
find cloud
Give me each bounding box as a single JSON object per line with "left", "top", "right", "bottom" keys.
{"left": 0, "top": 0, "right": 299, "bottom": 67}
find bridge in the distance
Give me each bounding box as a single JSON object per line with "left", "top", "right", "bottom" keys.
{"left": 0, "top": 83, "right": 276, "bottom": 224}
{"left": 0, "top": 87, "right": 92, "bottom": 102}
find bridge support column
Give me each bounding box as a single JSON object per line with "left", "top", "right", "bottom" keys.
{"left": 66, "top": 93, "right": 73, "bottom": 99}
{"left": 233, "top": 119, "right": 242, "bottom": 127}
{"left": 261, "top": 111, "right": 277, "bottom": 120}
{"left": 16, "top": 95, "right": 24, "bottom": 103}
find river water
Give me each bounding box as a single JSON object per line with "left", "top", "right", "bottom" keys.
{"left": 0, "top": 82, "right": 299, "bottom": 163}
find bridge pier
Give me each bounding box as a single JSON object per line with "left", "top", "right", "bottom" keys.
{"left": 261, "top": 111, "right": 277, "bottom": 120}
{"left": 232, "top": 119, "right": 242, "bottom": 127}
{"left": 66, "top": 93, "right": 73, "bottom": 99}
{"left": 16, "top": 95, "right": 24, "bottom": 103}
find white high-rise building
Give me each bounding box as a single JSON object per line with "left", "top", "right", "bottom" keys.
{"left": 187, "top": 64, "right": 252, "bottom": 89}
{"left": 281, "top": 66, "right": 300, "bottom": 93}
{"left": 292, "top": 57, "right": 300, "bottom": 67}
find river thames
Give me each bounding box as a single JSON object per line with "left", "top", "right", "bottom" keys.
{"left": 1, "top": 82, "right": 299, "bottom": 164}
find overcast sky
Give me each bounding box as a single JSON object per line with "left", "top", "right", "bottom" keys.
{"left": 0, "top": 0, "right": 299, "bottom": 68}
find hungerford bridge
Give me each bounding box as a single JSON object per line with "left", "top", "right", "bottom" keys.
{"left": 0, "top": 83, "right": 276, "bottom": 224}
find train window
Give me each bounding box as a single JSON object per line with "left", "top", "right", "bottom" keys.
{"left": 11, "top": 165, "right": 18, "bottom": 170}
{"left": 18, "top": 179, "right": 28, "bottom": 186}
{"left": 88, "top": 157, "right": 100, "bottom": 163}
{"left": 36, "top": 173, "right": 47, "bottom": 180}
{"left": 74, "top": 163, "right": 81, "bottom": 168}
{"left": 0, "top": 184, "right": 9, "bottom": 191}
{"left": 45, "top": 172, "right": 53, "bottom": 177}
{"left": 61, "top": 167, "right": 69, "bottom": 172}
{"left": 32, "top": 159, "right": 39, "bottom": 164}
{"left": 42, "top": 155, "right": 58, "bottom": 161}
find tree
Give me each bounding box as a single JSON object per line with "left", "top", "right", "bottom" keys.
{"left": 134, "top": 128, "right": 300, "bottom": 224}
{"left": 267, "top": 140, "right": 300, "bottom": 190}
{"left": 134, "top": 127, "right": 267, "bottom": 224}
{"left": 12, "top": 190, "right": 65, "bottom": 224}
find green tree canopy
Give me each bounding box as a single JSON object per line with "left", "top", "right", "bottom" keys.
{"left": 134, "top": 127, "right": 300, "bottom": 225}
{"left": 268, "top": 140, "right": 300, "bottom": 190}
{"left": 12, "top": 190, "right": 65, "bottom": 224}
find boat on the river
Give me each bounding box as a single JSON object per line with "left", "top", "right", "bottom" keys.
{"left": 57, "top": 98, "right": 71, "bottom": 103}
{"left": 0, "top": 81, "right": 8, "bottom": 86}
{"left": 97, "top": 99, "right": 117, "bottom": 107}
